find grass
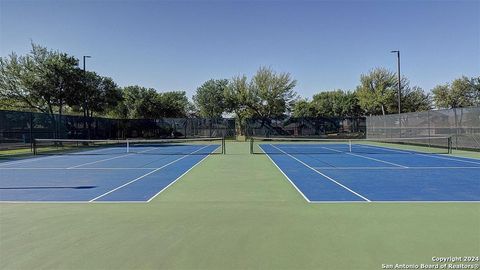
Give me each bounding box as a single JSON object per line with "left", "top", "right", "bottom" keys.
{"left": 0, "top": 147, "right": 34, "bottom": 158}
{"left": 0, "top": 142, "right": 479, "bottom": 269}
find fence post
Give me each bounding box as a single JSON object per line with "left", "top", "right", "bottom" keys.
{"left": 250, "top": 137, "right": 253, "bottom": 154}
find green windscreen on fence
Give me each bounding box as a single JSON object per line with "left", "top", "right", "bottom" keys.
{"left": 0, "top": 110, "right": 235, "bottom": 154}
{"left": 246, "top": 117, "right": 366, "bottom": 138}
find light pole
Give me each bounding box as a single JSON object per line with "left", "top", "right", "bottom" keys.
{"left": 82, "top": 56, "right": 91, "bottom": 138}
{"left": 390, "top": 50, "right": 401, "bottom": 114}
{"left": 83, "top": 55, "right": 91, "bottom": 72}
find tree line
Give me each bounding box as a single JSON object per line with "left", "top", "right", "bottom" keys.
{"left": 1, "top": 44, "right": 479, "bottom": 128}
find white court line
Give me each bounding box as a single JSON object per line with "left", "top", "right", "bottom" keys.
{"left": 358, "top": 144, "right": 480, "bottom": 165}
{"left": 2, "top": 199, "right": 478, "bottom": 204}
{"left": 0, "top": 155, "right": 62, "bottom": 167}
{"left": 259, "top": 145, "right": 311, "bottom": 202}
{"left": 66, "top": 145, "right": 171, "bottom": 169}
{"left": 417, "top": 153, "right": 480, "bottom": 165}
{"left": 270, "top": 144, "right": 370, "bottom": 202}
{"left": 67, "top": 154, "right": 134, "bottom": 169}
{"left": 308, "top": 200, "right": 480, "bottom": 204}
{"left": 321, "top": 146, "right": 408, "bottom": 168}
{"left": 0, "top": 167, "right": 157, "bottom": 170}
{"left": 0, "top": 145, "right": 124, "bottom": 167}
{"left": 88, "top": 145, "right": 211, "bottom": 202}
{"left": 0, "top": 200, "right": 148, "bottom": 204}
{"left": 146, "top": 146, "right": 220, "bottom": 202}
{"left": 313, "top": 166, "right": 480, "bottom": 170}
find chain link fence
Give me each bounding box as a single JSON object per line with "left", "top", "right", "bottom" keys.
{"left": 246, "top": 117, "right": 366, "bottom": 138}
{"left": 0, "top": 110, "right": 235, "bottom": 152}
{"left": 366, "top": 106, "right": 480, "bottom": 151}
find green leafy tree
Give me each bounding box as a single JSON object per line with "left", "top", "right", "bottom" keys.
{"left": 356, "top": 68, "right": 430, "bottom": 115}
{"left": 78, "top": 71, "right": 121, "bottom": 117}
{"left": 225, "top": 75, "right": 252, "bottom": 135}
{"left": 470, "top": 76, "right": 480, "bottom": 106}
{"left": 0, "top": 43, "right": 81, "bottom": 116}
{"left": 310, "top": 92, "right": 337, "bottom": 117}
{"left": 193, "top": 79, "right": 228, "bottom": 118}
{"left": 247, "top": 67, "right": 297, "bottom": 118}
{"left": 397, "top": 86, "right": 432, "bottom": 112}
{"left": 432, "top": 76, "right": 475, "bottom": 109}
{"left": 292, "top": 99, "right": 313, "bottom": 117}
{"left": 157, "top": 91, "right": 189, "bottom": 117}
{"left": 293, "top": 91, "right": 361, "bottom": 118}
{"left": 431, "top": 76, "right": 479, "bottom": 129}
{"left": 355, "top": 68, "right": 396, "bottom": 115}
{"left": 113, "top": 86, "right": 157, "bottom": 119}
{"left": 310, "top": 90, "right": 361, "bottom": 117}
{"left": 224, "top": 68, "right": 297, "bottom": 134}
{"left": 113, "top": 86, "right": 188, "bottom": 119}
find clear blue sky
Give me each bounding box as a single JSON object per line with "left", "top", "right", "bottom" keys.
{"left": 1, "top": 0, "right": 479, "bottom": 99}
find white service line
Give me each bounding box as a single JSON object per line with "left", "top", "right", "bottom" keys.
{"left": 67, "top": 145, "right": 168, "bottom": 169}
{"left": 0, "top": 145, "right": 126, "bottom": 168}
{"left": 321, "top": 146, "right": 408, "bottom": 168}
{"left": 270, "top": 144, "right": 370, "bottom": 202}
{"left": 0, "top": 155, "right": 62, "bottom": 167}
{"left": 358, "top": 144, "right": 480, "bottom": 165}
{"left": 88, "top": 145, "right": 211, "bottom": 202}
{"left": 146, "top": 146, "right": 220, "bottom": 202}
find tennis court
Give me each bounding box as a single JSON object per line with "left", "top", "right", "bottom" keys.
{"left": 1, "top": 140, "right": 479, "bottom": 269}
{"left": 251, "top": 137, "right": 480, "bottom": 202}
{"left": 2, "top": 136, "right": 479, "bottom": 203}
{"left": 0, "top": 138, "right": 224, "bottom": 202}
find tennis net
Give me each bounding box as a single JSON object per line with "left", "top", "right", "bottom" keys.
{"left": 250, "top": 136, "right": 452, "bottom": 155}
{"left": 34, "top": 137, "right": 225, "bottom": 155}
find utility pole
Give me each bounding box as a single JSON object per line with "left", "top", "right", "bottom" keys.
{"left": 390, "top": 50, "right": 401, "bottom": 114}
{"left": 83, "top": 55, "right": 91, "bottom": 139}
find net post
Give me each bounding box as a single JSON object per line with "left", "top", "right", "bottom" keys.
{"left": 250, "top": 137, "right": 253, "bottom": 154}
{"left": 222, "top": 137, "right": 226, "bottom": 154}
{"left": 126, "top": 139, "right": 130, "bottom": 153}
{"left": 33, "top": 139, "right": 37, "bottom": 155}
{"left": 447, "top": 136, "right": 452, "bottom": 154}
{"left": 349, "top": 139, "right": 352, "bottom": 152}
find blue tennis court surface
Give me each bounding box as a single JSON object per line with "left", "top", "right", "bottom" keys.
{"left": 261, "top": 143, "right": 480, "bottom": 202}
{"left": 0, "top": 144, "right": 219, "bottom": 202}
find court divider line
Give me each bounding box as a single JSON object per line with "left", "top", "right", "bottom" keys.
{"left": 358, "top": 145, "right": 480, "bottom": 165}
{"left": 320, "top": 146, "right": 408, "bottom": 168}
{"left": 259, "top": 145, "right": 311, "bottom": 203}
{"left": 146, "top": 146, "right": 220, "bottom": 202}
{"left": 269, "top": 144, "right": 371, "bottom": 202}
{"left": 88, "top": 145, "right": 211, "bottom": 202}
